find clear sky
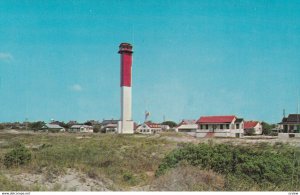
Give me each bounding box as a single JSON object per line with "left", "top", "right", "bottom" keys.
{"left": 0, "top": 0, "right": 299, "bottom": 124}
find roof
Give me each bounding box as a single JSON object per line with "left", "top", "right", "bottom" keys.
{"left": 145, "top": 122, "right": 162, "bottom": 128}
{"left": 105, "top": 124, "right": 117, "bottom": 128}
{"left": 235, "top": 118, "right": 244, "bottom": 123}
{"left": 43, "top": 124, "right": 64, "bottom": 129}
{"left": 244, "top": 121, "right": 259, "bottom": 129}
{"left": 178, "top": 119, "right": 197, "bottom": 126}
{"left": 282, "top": 114, "right": 300, "bottom": 123}
{"left": 102, "top": 119, "right": 119, "bottom": 125}
{"left": 70, "top": 125, "right": 92, "bottom": 128}
{"left": 197, "top": 116, "right": 236, "bottom": 124}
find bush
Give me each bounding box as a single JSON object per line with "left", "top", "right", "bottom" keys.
{"left": 0, "top": 124, "right": 5, "bottom": 130}
{"left": 156, "top": 143, "right": 300, "bottom": 189}
{"left": 123, "top": 171, "right": 137, "bottom": 185}
{"left": 3, "top": 142, "right": 31, "bottom": 167}
{"left": 244, "top": 128, "right": 255, "bottom": 135}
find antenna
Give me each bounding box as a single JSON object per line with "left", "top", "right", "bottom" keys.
{"left": 132, "top": 24, "right": 135, "bottom": 46}
{"left": 283, "top": 109, "right": 286, "bottom": 118}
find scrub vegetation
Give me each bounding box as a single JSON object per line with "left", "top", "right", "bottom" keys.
{"left": 0, "top": 132, "right": 299, "bottom": 191}
{"left": 156, "top": 142, "right": 300, "bottom": 191}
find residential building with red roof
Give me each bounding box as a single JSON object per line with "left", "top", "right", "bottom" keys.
{"left": 196, "top": 115, "right": 244, "bottom": 138}
{"left": 135, "top": 121, "right": 163, "bottom": 134}
{"left": 175, "top": 119, "right": 198, "bottom": 136}
{"left": 244, "top": 121, "right": 262, "bottom": 135}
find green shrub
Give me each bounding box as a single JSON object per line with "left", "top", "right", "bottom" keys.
{"left": 156, "top": 143, "right": 300, "bottom": 189}
{"left": 3, "top": 142, "right": 31, "bottom": 167}
{"left": 123, "top": 171, "right": 137, "bottom": 185}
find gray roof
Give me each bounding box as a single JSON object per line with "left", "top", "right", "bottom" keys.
{"left": 282, "top": 114, "right": 300, "bottom": 123}
{"left": 43, "top": 124, "right": 64, "bottom": 129}
{"left": 102, "top": 120, "right": 119, "bottom": 125}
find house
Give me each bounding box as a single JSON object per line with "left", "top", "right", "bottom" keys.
{"left": 69, "top": 125, "right": 93, "bottom": 133}
{"left": 196, "top": 115, "right": 244, "bottom": 138}
{"left": 101, "top": 119, "right": 119, "bottom": 133}
{"left": 280, "top": 114, "right": 300, "bottom": 133}
{"left": 135, "top": 122, "right": 162, "bottom": 134}
{"left": 161, "top": 124, "right": 170, "bottom": 130}
{"left": 244, "top": 121, "right": 262, "bottom": 135}
{"left": 42, "top": 124, "right": 65, "bottom": 133}
{"left": 175, "top": 119, "right": 198, "bottom": 136}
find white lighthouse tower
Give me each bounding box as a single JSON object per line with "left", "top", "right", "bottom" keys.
{"left": 117, "top": 43, "right": 134, "bottom": 134}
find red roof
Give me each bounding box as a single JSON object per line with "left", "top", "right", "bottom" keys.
{"left": 244, "top": 121, "right": 259, "bottom": 129}
{"left": 197, "top": 116, "right": 236, "bottom": 124}
{"left": 145, "top": 122, "right": 161, "bottom": 128}
{"left": 178, "top": 119, "right": 197, "bottom": 126}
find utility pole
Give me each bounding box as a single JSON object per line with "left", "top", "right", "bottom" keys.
{"left": 25, "top": 118, "right": 28, "bottom": 134}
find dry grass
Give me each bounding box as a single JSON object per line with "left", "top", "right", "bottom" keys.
{"left": 1, "top": 131, "right": 299, "bottom": 191}
{"left": 0, "top": 132, "right": 177, "bottom": 190}
{"left": 150, "top": 163, "right": 225, "bottom": 191}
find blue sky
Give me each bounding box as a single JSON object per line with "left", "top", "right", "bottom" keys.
{"left": 0, "top": 0, "right": 299, "bottom": 124}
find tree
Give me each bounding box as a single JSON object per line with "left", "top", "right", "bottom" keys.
{"left": 93, "top": 125, "right": 101, "bottom": 133}
{"left": 29, "top": 121, "right": 45, "bottom": 131}
{"left": 57, "top": 122, "right": 71, "bottom": 129}
{"left": 262, "top": 121, "right": 273, "bottom": 135}
{"left": 245, "top": 128, "right": 255, "bottom": 136}
{"left": 84, "top": 121, "right": 93, "bottom": 126}
{"left": 162, "top": 121, "right": 178, "bottom": 128}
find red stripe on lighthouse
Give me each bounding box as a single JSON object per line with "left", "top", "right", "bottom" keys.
{"left": 121, "top": 53, "right": 132, "bottom": 87}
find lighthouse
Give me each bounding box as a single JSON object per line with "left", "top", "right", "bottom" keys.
{"left": 117, "top": 43, "right": 134, "bottom": 134}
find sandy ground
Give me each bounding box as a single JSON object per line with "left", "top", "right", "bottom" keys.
{"left": 5, "top": 168, "right": 114, "bottom": 191}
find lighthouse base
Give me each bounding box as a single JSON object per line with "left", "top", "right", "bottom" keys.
{"left": 117, "top": 120, "right": 134, "bottom": 134}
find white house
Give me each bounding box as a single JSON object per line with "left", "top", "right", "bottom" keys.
{"left": 135, "top": 122, "right": 162, "bottom": 134}
{"left": 42, "top": 124, "right": 65, "bottom": 133}
{"left": 101, "top": 119, "right": 119, "bottom": 133}
{"left": 196, "top": 115, "right": 244, "bottom": 138}
{"left": 280, "top": 114, "right": 300, "bottom": 133}
{"left": 244, "top": 121, "right": 262, "bottom": 135}
{"left": 278, "top": 114, "right": 300, "bottom": 139}
{"left": 69, "top": 125, "right": 93, "bottom": 133}
{"left": 175, "top": 120, "right": 198, "bottom": 136}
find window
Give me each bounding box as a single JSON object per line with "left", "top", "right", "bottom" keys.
{"left": 220, "top": 124, "right": 223, "bottom": 129}
{"left": 236, "top": 124, "right": 240, "bottom": 129}
{"left": 226, "top": 124, "right": 230, "bottom": 129}
{"left": 206, "top": 125, "right": 209, "bottom": 129}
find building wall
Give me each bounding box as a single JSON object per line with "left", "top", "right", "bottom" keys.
{"left": 69, "top": 126, "right": 93, "bottom": 133}
{"left": 254, "top": 123, "right": 262, "bottom": 134}
{"left": 197, "top": 122, "right": 244, "bottom": 138}
{"left": 283, "top": 124, "right": 300, "bottom": 133}
{"left": 136, "top": 125, "right": 161, "bottom": 134}
{"left": 176, "top": 124, "right": 198, "bottom": 132}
